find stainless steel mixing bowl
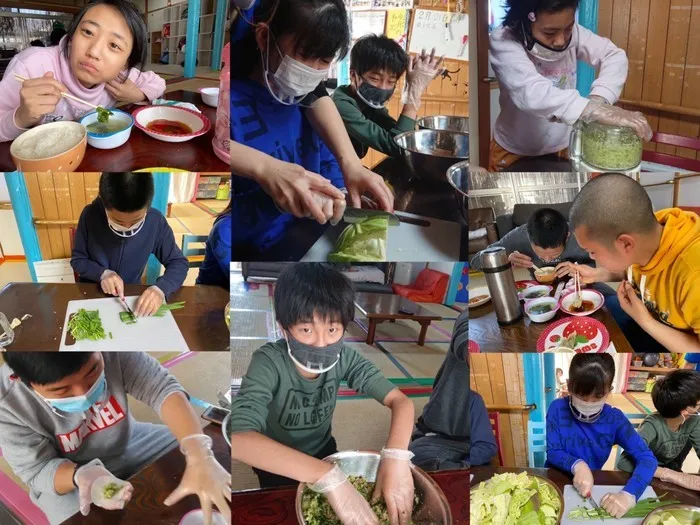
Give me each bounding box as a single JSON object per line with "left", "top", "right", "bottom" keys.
{"left": 296, "top": 450, "right": 453, "bottom": 524}
{"left": 446, "top": 160, "right": 469, "bottom": 222}
{"left": 416, "top": 116, "right": 469, "bottom": 133}
{"left": 395, "top": 130, "right": 469, "bottom": 183}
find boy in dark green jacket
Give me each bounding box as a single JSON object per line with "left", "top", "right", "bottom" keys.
{"left": 332, "top": 35, "right": 444, "bottom": 159}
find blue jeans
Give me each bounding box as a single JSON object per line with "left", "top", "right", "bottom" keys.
{"left": 605, "top": 295, "right": 668, "bottom": 353}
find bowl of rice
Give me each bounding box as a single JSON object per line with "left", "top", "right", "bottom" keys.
{"left": 10, "top": 121, "right": 87, "bottom": 171}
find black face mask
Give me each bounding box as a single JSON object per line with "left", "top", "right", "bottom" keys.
{"left": 355, "top": 76, "right": 395, "bottom": 109}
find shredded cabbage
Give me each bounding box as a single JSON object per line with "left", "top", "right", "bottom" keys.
{"left": 328, "top": 217, "right": 388, "bottom": 262}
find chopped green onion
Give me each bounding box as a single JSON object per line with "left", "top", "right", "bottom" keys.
{"left": 119, "top": 302, "right": 185, "bottom": 324}
{"left": 68, "top": 309, "right": 106, "bottom": 341}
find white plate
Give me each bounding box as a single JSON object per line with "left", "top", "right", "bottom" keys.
{"left": 468, "top": 287, "right": 491, "bottom": 308}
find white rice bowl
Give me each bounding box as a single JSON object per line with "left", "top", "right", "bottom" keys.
{"left": 11, "top": 121, "right": 86, "bottom": 160}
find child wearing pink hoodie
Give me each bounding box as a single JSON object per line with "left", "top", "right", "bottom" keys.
{"left": 0, "top": 0, "right": 165, "bottom": 143}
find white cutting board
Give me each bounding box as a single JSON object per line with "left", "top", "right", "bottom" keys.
{"left": 561, "top": 485, "right": 657, "bottom": 525}
{"left": 301, "top": 212, "right": 461, "bottom": 262}
{"left": 59, "top": 296, "right": 189, "bottom": 352}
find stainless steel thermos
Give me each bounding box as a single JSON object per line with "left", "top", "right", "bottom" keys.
{"left": 480, "top": 247, "right": 522, "bottom": 325}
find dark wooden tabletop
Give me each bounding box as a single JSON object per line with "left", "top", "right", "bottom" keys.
{"left": 0, "top": 282, "right": 229, "bottom": 351}
{"left": 471, "top": 466, "right": 700, "bottom": 507}
{"left": 503, "top": 155, "right": 574, "bottom": 172}
{"left": 0, "top": 90, "right": 229, "bottom": 173}
{"left": 63, "top": 425, "right": 231, "bottom": 525}
{"left": 468, "top": 297, "right": 634, "bottom": 353}
{"left": 354, "top": 292, "right": 442, "bottom": 321}
{"left": 232, "top": 468, "right": 470, "bottom": 524}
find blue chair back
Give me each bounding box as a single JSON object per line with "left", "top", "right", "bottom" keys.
{"left": 182, "top": 234, "right": 208, "bottom": 268}
{"left": 528, "top": 420, "right": 547, "bottom": 468}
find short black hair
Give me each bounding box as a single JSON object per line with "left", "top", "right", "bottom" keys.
{"left": 50, "top": 27, "right": 67, "bottom": 46}
{"left": 234, "top": 0, "right": 350, "bottom": 79}
{"left": 274, "top": 263, "right": 356, "bottom": 330}
{"left": 526, "top": 208, "right": 569, "bottom": 249}
{"left": 63, "top": 0, "right": 148, "bottom": 72}
{"left": 350, "top": 35, "right": 408, "bottom": 78}
{"left": 570, "top": 174, "right": 658, "bottom": 246}
{"left": 99, "top": 173, "right": 154, "bottom": 212}
{"left": 30, "top": 40, "right": 45, "bottom": 47}
{"left": 652, "top": 369, "right": 700, "bottom": 418}
{"left": 3, "top": 353, "right": 93, "bottom": 386}
{"left": 503, "top": 0, "right": 580, "bottom": 29}
{"left": 568, "top": 354, "right": 615, "bottom": 398}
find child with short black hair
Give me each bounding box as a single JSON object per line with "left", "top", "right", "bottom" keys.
{"left": 0, "top": 352, "right": 230, "bottom": 525}
{"left": 230, "top": 263, "right": 416, "bottom": 524}
{"left": 70, "top": 173, "right": 189, "bottom": 318}
{"left": 546, "top": 354, "right": 657, "bottom": 518}
{"left": 617, "top": 369, "right": 700, "bottom": 491}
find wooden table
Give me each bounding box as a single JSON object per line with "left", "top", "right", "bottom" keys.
{"left": 468, "top": 299, "right": 634, "bottom": 353}
{"left": 0, "top": 90, "right": 229, "bottom": 172}
{"left": 64, "top": 425, "right": 231, "bottom": 525}
{"left": 354, "top": 292, "right": 442, "bottom": 346}
{"left": 232, "top": 468, "right": 470, "bottom": 524}
{"left": 0, "top": 282, "right": 229, "bottom": 351}
{"left": 471, "top": 466, "right": 700, "bottom": 508}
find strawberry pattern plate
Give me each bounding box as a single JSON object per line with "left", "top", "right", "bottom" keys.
{"left": 515, "top": 280, "right": 539, "bottom": 292}
{"left": 536, "top": 317, "right": 610, "bottom": 353}
{"left": 468, "top": 340, "right": 480, "bottom": 353}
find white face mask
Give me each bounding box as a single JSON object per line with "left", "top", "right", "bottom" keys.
{"left": 570, "top": 395, "right": 606, "bottom": 422}
{"left": 262, "top": 32, "right": 329, "bottom": 105}
{"left": 681, "top": 407, "right": 700, "bottom": 425}
{"left": 521, "top": 21, "right": 575, "bottom": 63}
{"left": 107, "top": 214, "right": 146, "bottom": 238}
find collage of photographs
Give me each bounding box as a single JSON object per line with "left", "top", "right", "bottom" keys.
{"left": 0, "top": 0, "right": 698, "bottom": 524}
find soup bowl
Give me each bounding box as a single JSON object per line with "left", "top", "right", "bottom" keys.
{"left": 80, "top": 109, "right": 133, "bottom": 150}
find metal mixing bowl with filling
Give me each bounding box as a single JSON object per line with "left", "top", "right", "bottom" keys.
{"left": 395, "top": 130, "right": 469, "bottom": 183}
{"left": 416, "top": 116, "right": 469, "bottom": 133}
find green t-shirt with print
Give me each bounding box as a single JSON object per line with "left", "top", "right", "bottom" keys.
{"left": 230, "top": 339, "right": 396, "bottom": 456}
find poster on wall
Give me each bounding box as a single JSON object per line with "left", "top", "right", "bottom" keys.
{"left": 372, "top": 0, "right": 414, "bottom": 10}
{"left": 408, "top": 9, "right": 469, "bottom": 61}
{"left": 351, "top": 11, "right": 387, "bottom": 40}
{"left": 350, "top": 0, "right": 373, "bottom": 10}
{"left": 386, "top": 9, "right": 410, "bottom": 49}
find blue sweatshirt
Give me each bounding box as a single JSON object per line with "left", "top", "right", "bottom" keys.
{"left": 70, "top": 198, "right": 189, "bottom": 297}
{"left": 231, "top": 78, "right": 345, "bottom": 254}
{"left": 196, "top": 213, "right": 231, "bottom": 289}
{"left": 469, "top": 389, "right": 498, "bottom": 466}
{"left": 545, "top": 397, "right": 658, "bottom": 500}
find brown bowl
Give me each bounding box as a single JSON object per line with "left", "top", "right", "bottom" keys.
{"left": 296, "top": 450, "right": 452, "bottom": 524}
{"left": 641, "top": 503, "right": 700, "bottom": 524}
{"left": 10, "top": 121, "right": 87, "bottom": 172}
{"left": 534, "top": 267, "right": 557, "bottom": 284}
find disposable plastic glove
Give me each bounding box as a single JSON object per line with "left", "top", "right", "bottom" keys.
{"left": 164, "top": 434, "right": 232, "bottom": 525}
{"left": 572, "top": 460, "right": 594, "bottom": 498}
{"left": 309, "top": 464, "right": 379, "bottom": 525}
{"left": 402, "top": 48, "right": 445, "bottom": 110}
{"left": 600, "top": 490, "right": 636, "bottom": 518}
{"left": 580, "top": 99, "right": 653, "bottom": 141}
{"left": 372, "top": 448, "right": 416, "bottom": 525}
{"left": 74, "top": 459, "right": 134, "bottom": 516}
{"left": 307, "top": 190, "right": 347, "bottom": 226}
{"left": 100, "top": 270, "right": 125, "bottom": 299}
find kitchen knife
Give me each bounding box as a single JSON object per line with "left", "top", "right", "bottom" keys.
{"left": 121, "top": 297, "right": 138, "bottom": 323}
{"left": 342, "top": 207, "right": 401, "bottom": 226}
{"left": 589, "top": 496, "right": 605, "bottom": 520}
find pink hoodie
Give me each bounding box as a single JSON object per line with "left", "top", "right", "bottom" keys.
{"left": 0, "top": 37, "right": 166, "bottom": 142}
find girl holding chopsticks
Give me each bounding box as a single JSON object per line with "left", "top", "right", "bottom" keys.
{"left": 0, "top": 0, "right": 165, "bottom": 142}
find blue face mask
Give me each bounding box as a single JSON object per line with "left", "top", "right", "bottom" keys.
{"left": 40, "top": 371, "right": 107, "bottom": 413}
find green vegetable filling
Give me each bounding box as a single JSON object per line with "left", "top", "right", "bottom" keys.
{"left": 95, "top": 106, "right": 113, "bottom": 124}
{"left": 567, "top": 494, "right": 680, "bottom": 521}
{"left": 581, "top": 125, "right": 642, "bottom": 170}
{"left": 68, "top": 309, "right": 106, "bottom": 341}
{"left": 102, "top": 482, "right": 122, "bottom": 499}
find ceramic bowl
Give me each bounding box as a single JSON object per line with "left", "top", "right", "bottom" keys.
{"left": 10, "top": 121, "right": 86, "bottom": 171}
{"left": 560, "top": 289, "right": 604, "bottom": 316}
{"left": 200, "top": 87, "right": 220, "bottom": 107}
{"left": 132, "top": 105, "right": 210, "bottom": 143}
{"left": 79, "top": 109, "right": 133, "bottom": 149}
{"left": 534, "top": 267, "right": 557, "bottom": 284}
{"left": 524, "top": 297, "right": 559, "bottom": 323}
{"left": 519, "top": 285, "right": 553, "bottom": 301}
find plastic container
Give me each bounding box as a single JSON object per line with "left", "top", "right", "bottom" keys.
{"left": 212, "top": 42, "right": 230, "bottom": 165}
{"left": 569, "top": 121, "right": 642, "bottom": 170}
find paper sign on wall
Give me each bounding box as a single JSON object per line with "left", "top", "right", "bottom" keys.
{"left": 351, "top": 11, "right": 387, "bottom": 40}
{"left": 408, "top": 9, "right": 469, "bottom": 61}
{"left": 350, "top": 0, "right": 372, "bottom": 10}
{"left": 386, "top": 10, "right": 410, "bottom": 50}
{"left": 372, "top": 0, "right": 413, "bottom": 10}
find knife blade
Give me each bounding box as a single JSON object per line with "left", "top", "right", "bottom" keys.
{"left": 587, "top": 495, "right": 605, "bottom": 520}
{"left": 342, "top": 208, "right": 400, "bottom": 226}
{"left": 121, "top": 297, "right": 138, "bottom": 323}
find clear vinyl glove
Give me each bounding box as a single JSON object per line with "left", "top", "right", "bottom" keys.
{"left": 307, "top": 189, "right": 347, "bottom": 226}
{"left": 572, "top": 460, "right": 594, "bottom": 498}
{"left": 372, "top": 448, "right": 416, "bottom": 525}
{"left": 600, "top": 490, "right": 636, "bottom": 518}
{"left": 74, "top": 459, "right": 134, "bottom": 516}
{"left": 134, "top": 285, "right": 165, "bottom": 317}
{"left": 100, "top": 270, "right": 125, "bottom": 299}
{"left": 164, "top": 434, "right": 232, "bottom": 525}
{"left": 309, "top": 464, "right": 379, "bottom": 525}
{"left": 402, "top": 48, "right": 445, "bottom": 110}
{"left": 580, "top": 98, "right": 653, "bottom": 141}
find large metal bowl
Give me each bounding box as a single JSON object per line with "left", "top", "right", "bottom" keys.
{"left": 446, "top": 160, "right": 469, "bottom": 222}
{"left": 296, "top": 450, "right": 453, "bottom": 524}
{"left": 416, "top": 116, "right": 469, "bottom": 133}
{"left": 222, "top": 412, "right": 231, "bottom": 448}
{"left": 395, "top": 130, "right": 469, "bottom": 183}
{"left": 641, "top": 503, "right": 700, "bottom": 524}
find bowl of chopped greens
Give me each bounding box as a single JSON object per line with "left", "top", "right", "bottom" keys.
{"left": 471, "top": 472, "right": 563, "bottom": 525}
{"left": 642, "top": 504, "right": 700, "bottom": 525}
{"left": 296, "top": 451, "right": 452, "bottom": 525}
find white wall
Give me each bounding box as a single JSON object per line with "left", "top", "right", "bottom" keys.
{"left": 678, "top": 177, "right": 700, "bottom": 208}
{"left": 640, "top": 173, "right": 700, "bottom": 210}
{"left": 0, "top": 175, "right": 25, "bottom": 256}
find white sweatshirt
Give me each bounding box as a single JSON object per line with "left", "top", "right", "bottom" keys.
{"left": 490, "top": 24, "right": 628, "bottom": 157}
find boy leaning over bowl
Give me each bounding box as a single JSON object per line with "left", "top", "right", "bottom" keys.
{"left": 470, "top": 207, "right": 614, "bottom": 296}
{"left": 70, "top": 173, "right": 189, "bottom": 319}
{"left": 230, "top": 263, "right": 416, "bottom": 525}
{"left": 561, "top": 174, "right": 700, "bottom": 353}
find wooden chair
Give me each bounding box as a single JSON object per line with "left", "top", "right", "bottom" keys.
{"left": 488, "top": 411, "right": 505, "bottom": 467}
{"left": 181, "top": 234, "right": 208, "bottom": 268}
{"left": 527, "top": 420, "right": 547, "bottom": 468}
{"left": 642, "top": 132, "right": 700, "bottom": 171}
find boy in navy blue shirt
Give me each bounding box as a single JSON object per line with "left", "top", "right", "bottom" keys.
{"left": 546, "top": 354, "right": 657, "bottom": 518}
{"left": 71, "top": 173, "right": 189, "bottom": 317}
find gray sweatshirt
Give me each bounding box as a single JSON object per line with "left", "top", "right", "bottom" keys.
{"left": 470, "top": 223, "right": 594, "bottom": 274}
{"left": 0, "top": 352, "right": 184, "bottom": 501}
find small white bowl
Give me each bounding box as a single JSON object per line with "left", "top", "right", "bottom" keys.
{"left": 80, "top": 109, "right": 133, "bottom": 149}
{"left": 524, "top": 297, "right": 559, "bottom": 323}
{"left": 468, "top": 286, "right": 491, "bottom": 308}
{"left": 560, "top": 289, "right": 604, "bottom": 316}
{"left": 179, "top": 510, "right": 227, "bottom": 525}
{"left": 519, "top": 285, "right": 553, "bottom": 301}
{"left": 200, "top": 87, "right": 220, "bottom": 107}
{"left": 132, "top": 105, "right": 211, "bottom": 143}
